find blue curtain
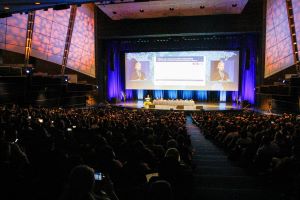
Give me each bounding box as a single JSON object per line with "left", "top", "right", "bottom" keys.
{"left": 137, "top": 89, "right": 144, "bottom": 100}
{"left": 154, "top": 90, "right": 164, "bottom": 99}
{"left": 126, "top": 89, "right": 133, "bottom": 100}
{"left": 231, "top": 91, "right": 239, "bottom": 101}
{"left": 220, "top": 91, "right": 227, "bottom": 102}
{"left": 183, "top": 90, "right": 193, "bottom": 99}
{"left": 167, "top": 90, "right": 178, "bottom": 99}
{"left": 107, "top": 43, "right": 123, "bottom": 101}
{"left": 241, "top": 35, "right": 256, "bottom": 104}
{"left": 196, "top": 91, "right": 208, "bottom": 101}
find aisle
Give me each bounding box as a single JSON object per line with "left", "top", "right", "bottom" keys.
{"left": 185, "top": 116, "right": 281, "bottom": 200}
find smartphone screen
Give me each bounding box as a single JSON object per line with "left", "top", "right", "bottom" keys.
{"left": 94, "top": 172, "right": 104, "bottom": 181}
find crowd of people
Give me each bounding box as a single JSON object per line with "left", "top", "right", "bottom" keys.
{"left": 0, "top": 105, "right": 193, "bottom": 200}
{"left": 2, "top": 104, "right": 300, "bottom": 200}
{"left": 192, "top": 111, "right": 300, "bottom": 198}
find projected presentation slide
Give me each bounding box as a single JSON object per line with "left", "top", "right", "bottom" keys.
{"left": 125, "top": 51, "right": 239, "bottom": 91}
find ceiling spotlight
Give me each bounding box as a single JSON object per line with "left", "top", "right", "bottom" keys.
{"left": 232, "top": 4, "right": 237, "bottom": 7}
{"left": 112, "top": 11, "right": 117, "bottom": 14}
{"left": 35, "top": 2, "right": 41, "bottom": 5}
{"left": 200, "top": 5, "right": 205, "bottom": 9}
{"left": 140, "top": 9, "right": 144, "bottom": 13}
{"left": 169, "top": 8, "right": 174, "bottom": 11}
{"left": 4, "top": 6, "right": 10, "bottom": 10}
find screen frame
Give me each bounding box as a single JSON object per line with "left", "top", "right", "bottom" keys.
{"left": 123, "top": 49, "right": 241, "bottom": 91}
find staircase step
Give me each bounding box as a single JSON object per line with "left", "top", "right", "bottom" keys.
{"left": 191, "top": 187, "right": 282, "bottom": 200}
{"left": 193, "top": 174, "right": 265, "bottom": 189}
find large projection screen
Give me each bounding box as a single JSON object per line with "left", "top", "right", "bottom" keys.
{"left": 125, "top": 51, "right": 239, "bottom": 91}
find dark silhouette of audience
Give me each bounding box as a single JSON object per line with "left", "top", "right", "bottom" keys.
{"left": 192, "top": 111, "right": 300, "bottom": 199}
{"left": 0, "top": 105, "right": 192, "bottom": 200}
{"left": 2, "top": 104, "right": 299, "bottom": 200}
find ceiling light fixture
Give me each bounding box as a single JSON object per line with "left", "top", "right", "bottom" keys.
{"left": 4, "top": 6, "right": 10, "bottom": 10}
{"left": 35, "top": 2, "right": 41, "bottom": 5}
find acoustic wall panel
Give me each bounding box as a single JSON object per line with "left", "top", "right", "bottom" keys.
{"left": 265, "top": 0, "right": 294, "bottom": 78}
{"left": 0, "top": 14, "right": 28, "bottom": 54}
{"left": 31, "top": 8, "right": 70, "bottom": 65}
{"left": 68, "top": 3, "right": 95, "bottom": 77}
{"left": 292, "top": 0, "right": 300, "bottom": 56}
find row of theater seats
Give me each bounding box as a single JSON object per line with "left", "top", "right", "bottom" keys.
{"left": 0, "top": 105, "right": 193, "bottom": 200}
{"left": 192, "top": 111, "right": 300, "bottom": 199}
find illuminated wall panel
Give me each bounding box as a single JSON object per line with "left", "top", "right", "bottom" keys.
{"left": 0, "top": 14, "right": 28, "bottom": 54}
{"left": 31, "top": 8, "right": 70, "bottom": 65}
{"left": 0, "top": 4, "right": 95, "bottom": 78}
{"left": 68, "top": 3, "right": 95, "bottom": 77}
{"left": 292, "top": 0, "right": 300, "bottom": 55}
{"left": 265, "top": 0, "right": 294, "bottom": 78}
{"left": 0, "top": 18, "right": 6, "bottom": 49}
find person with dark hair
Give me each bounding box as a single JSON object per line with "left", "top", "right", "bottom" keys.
{"left": 130, "top": 60, "right": 146, "bottom": 80}
{"left": 211, "top": 60, "right": 230, "bottom": 81}
{"left": 159, "top": 148, "right": 192, "bottom": 200}
{"left": 147, "top": 180, "right": 173, "bottom": 200}
{"left": 59, "top": 165, "right": 119, "bottom": 200}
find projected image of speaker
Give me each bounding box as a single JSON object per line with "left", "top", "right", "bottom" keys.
{"left": 196, "top": 106, "right": 203, "bottom": 110}
{"left": 149, "top": 105, "right": 155, "bottom": 109}
{"left": 176, "top": 105, "right": 184, "bottom": 110}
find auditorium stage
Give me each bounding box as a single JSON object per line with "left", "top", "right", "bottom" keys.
{"left": 114, "top": 101, "right": 243, "bottom": 111}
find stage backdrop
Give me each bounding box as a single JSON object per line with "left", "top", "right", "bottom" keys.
{"left": 104, "top": 34, "right": 258, "bottom": 104}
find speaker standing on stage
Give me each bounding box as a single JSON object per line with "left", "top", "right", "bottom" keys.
{"left": 145, "top": 94, "right": 151, "bottom": 102}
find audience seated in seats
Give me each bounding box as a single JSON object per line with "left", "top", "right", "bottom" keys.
{"left": 0, "top": 105, "right": 193, "bottom": 200}
{"left": 147, "top": 180, "right": 173, "bottom": 200}
{"left": 159, "top": 148, "right": 192, "bottom": 200}
{"left": 59, "top": 165, "right": 119, "bottom": 200}
{"left": 192, "top": 111, "right": 300, "bottom": 199}
{"left": 6, "top": 104, "right": 300, "bottom": 200}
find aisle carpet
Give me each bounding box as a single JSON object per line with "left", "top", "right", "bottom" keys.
{"left": 185, "top": 116, "right": 283, "bottom": 200}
